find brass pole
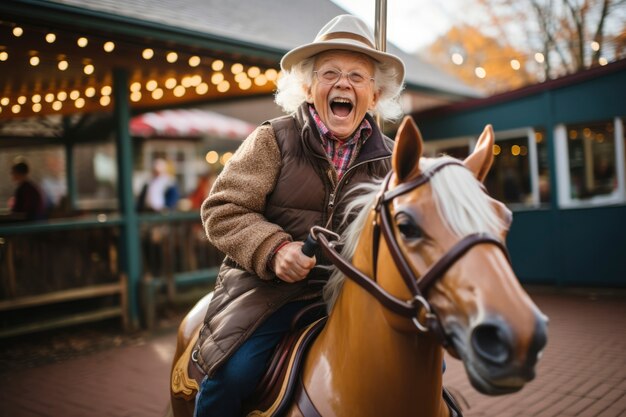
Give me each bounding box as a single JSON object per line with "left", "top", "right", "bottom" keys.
{"left": 374, "top": 0, "right": 387, "bottom": 131}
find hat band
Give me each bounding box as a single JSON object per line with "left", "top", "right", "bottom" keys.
{"left": 317, "top": 32, "right": 375, "bottom": 49}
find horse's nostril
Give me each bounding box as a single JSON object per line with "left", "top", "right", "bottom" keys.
{"left": 471, "top": 323, "right": 512, "bottom": 365}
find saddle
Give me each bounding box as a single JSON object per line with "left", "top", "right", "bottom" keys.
{"left": 170, "top": 307, "right": 328, "bottom": 414}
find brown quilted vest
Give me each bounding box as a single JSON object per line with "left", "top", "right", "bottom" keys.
{"left": 195, "top": 104, "right": 393, "bottom": 376}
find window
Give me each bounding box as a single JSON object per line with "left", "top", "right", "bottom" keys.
{"left": 75, "top": 142, "right": 119, "bottom": 211}
{"left": 555, "top": 118, "right": 626, "bottom": 208}
{"left": 424, "top": 128, "right": 547, "bottom": 209}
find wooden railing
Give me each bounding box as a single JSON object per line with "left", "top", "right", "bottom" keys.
{"left": 0, "top": 213, "right": 222, "bottom": 337}
{"left": 0, "top": 217, "right": 127, "bottom": 338}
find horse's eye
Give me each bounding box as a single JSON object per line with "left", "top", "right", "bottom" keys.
{"left": 395, "top": 212, "right": 422, "bottom": 240}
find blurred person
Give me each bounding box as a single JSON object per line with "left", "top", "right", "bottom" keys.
{"left": 9, "top": 161, "right": 46, "bottom": 221}
{"left": 192, "top": 14, "right": 405, "bottom": 417}
{"left": 188, "top": 171, "right": 216, "bottom": 210}
{"left": 41, "top": 154, "right": 68, "bottom": 214}
{"left": 137, "top": 158, "right": 179, "bottom": 211}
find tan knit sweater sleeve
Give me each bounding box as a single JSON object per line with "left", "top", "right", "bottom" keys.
{"left": 200, "top": 124, "right": 290, "bottom": 280}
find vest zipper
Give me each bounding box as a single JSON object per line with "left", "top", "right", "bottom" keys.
{"left": 325, "top": 155, "right": 390, "bottom": 228}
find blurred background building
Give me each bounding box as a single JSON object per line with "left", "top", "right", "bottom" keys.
{"left": 0, "top": 0, "right": 623, "bottom": 338}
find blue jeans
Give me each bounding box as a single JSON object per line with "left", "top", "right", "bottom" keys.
{"left": 193, "top": 299, "right": 319, "bottom": 417}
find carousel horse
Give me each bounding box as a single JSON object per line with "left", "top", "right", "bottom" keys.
{"left": 169, "top": 116, "right": 548, "bottom": 417}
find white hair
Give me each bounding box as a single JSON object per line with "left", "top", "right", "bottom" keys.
{"left": 275, "top": 51, "right": 405, "bottom": 122}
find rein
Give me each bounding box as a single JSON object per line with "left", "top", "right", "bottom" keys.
{"left": 314, "top": 161, "right": 511, "bottom": 339}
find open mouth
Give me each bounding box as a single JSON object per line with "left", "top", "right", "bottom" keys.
{"left": 330, "top": 97, "right": 353, "bottom": 118}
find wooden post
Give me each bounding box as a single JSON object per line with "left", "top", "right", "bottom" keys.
{"left": 113, "top": 68, "right": 141, "bottom": 330}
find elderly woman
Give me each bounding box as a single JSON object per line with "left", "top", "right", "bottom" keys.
{"left": 192, "top": 14, "right": 405, "bottom": 417}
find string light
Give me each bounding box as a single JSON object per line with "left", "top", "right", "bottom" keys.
{"left": 211, "top": 73, "right": 224, "bottom": 85}
{"left": 195, "top": 83, "right": 209, "bottom": 95}
{"left": 0, "top": 51, "right": 8, "bottom": 61}
{"left": 211, "top": 60, "right": 224, "bottom": 71}
{"left": 166, "top": 52, "right": 178, "bottom": 63}
{"left": 142, "top": 48, "right": 154, "bottom": 60}
{"left": 12, "top": 27, "right": 23, "bottom": 37}
{"left": 265, "top": 69, "right": 278, "bottom": 81}
{"left": 165, "top": 78, "right": 177, "bottom": 89}
{"left": 58, "top": 60, "right": 69, "bottom": 71}
{"left": 239, "top": 78, "right": 252, "bottom": 90}
{"left": 474, "top": 67, "right": 486, "bottom": 79}
{"left": 83, "top": 63, "right": 95, "bottom": 75}
{"left": 205, "top": 151, "right": 219, "bottom": 164}
{"left": 146, "top": 80, "right": 158, "bottom": 91}
{"left": 231, "top": 63, "right": 243, "bottom": 74}
{"left": 254, "top": 75, "right": 268, "bottom": 86}
{"left": 510, "top": 59, "right": 521, "bottom": 70}
{"left": 77, "top": 37, "right": 88, "bottom": 47}
{"left": 173, "top": 85, "right": 186, "bottom": 97}
{"left": 217, "top": 80, "right": 230, "bottom": 93}
{"left": 29, "top": 56, "right": 40, "bottom": 66}
{"left": 247, "top": 66, "right": 260, "bottom": 78}
{"left": 451, "top": 53, "right": 464, "bottom": 65}
{"left": 188, "top": 56, "right": 201, "bottom": 67}
{"left": 45, "top": 33, "right": 56, "bottom": 43}
{"left": 104, "top": 41, "right": 115, "bottom": 52}
{"left": 151, "top": 88, "right": 164, "bottom": 100}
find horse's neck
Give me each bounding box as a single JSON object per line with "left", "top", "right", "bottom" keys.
{"left": 301, "top": 220, "right": 448, "bottom": 417}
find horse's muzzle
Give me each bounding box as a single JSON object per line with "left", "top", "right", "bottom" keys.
{"left": 460, "top": 312, "right": 548, "bottom": 395}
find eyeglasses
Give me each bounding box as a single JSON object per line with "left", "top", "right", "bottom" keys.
{"left": 314, "top": 69, "right": 375, "bottom": 88}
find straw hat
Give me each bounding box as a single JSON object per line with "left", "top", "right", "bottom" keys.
{"left": 280, "top": 14, "right": 405, "bottom": 85}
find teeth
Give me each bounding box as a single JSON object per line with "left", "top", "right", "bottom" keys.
{"left": 332, "top": 98, "right": 352, "bottom": 104}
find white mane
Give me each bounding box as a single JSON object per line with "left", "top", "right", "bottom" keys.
{"left": 323, "top": 156, "right": 507, "bottom": 310}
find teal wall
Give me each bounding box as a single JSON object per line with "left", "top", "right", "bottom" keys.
{"left": 414, "top": 62, "right": 626, "bottom": 287}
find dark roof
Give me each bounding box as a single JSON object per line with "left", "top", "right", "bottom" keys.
{"left": 42, "top": 0, "right": 480, "bottom": 98}
{"left": 414, "top": 58, "right": 626, "bottom": 119}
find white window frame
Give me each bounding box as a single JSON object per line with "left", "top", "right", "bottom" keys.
{"left": 555, "top": 117, "right": 626, "bottom": 209}
{"left": 493, "top": 127, "right": 541, "bottom": 209}
{"left": 422, "top": 127, "right": 542, "bottom": 209}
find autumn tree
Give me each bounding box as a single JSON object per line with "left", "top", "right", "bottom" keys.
{"left": 420, "top": 0, "right": 626, "bottom": 93}
{"left": 422, "top": 25, "right": 539, "bottom": 93}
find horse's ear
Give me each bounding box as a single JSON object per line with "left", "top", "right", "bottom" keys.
{"left": 392, "top": 116, "right": 423, "bottom": 182}
{"left": 464, "top": 124, "right": 495, "bottom": 182}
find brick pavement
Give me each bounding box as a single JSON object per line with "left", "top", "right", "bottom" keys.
{"left": 0, "top": 289, "right": 624, "bottom": 417}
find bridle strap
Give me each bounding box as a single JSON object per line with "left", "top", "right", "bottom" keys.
{"left": 418, "top": 233, "right": 511, "bottom": 292}
{"left": 317, "top": 233, "right": 418, "bottom": 317}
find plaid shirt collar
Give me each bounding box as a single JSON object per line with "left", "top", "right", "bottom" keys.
{"left": 308, "top": 105, "right": 372, "bottom": 181}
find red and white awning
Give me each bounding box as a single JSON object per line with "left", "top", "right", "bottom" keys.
{"left": 130, "top": 109, "right": 256, "bottom": 139}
